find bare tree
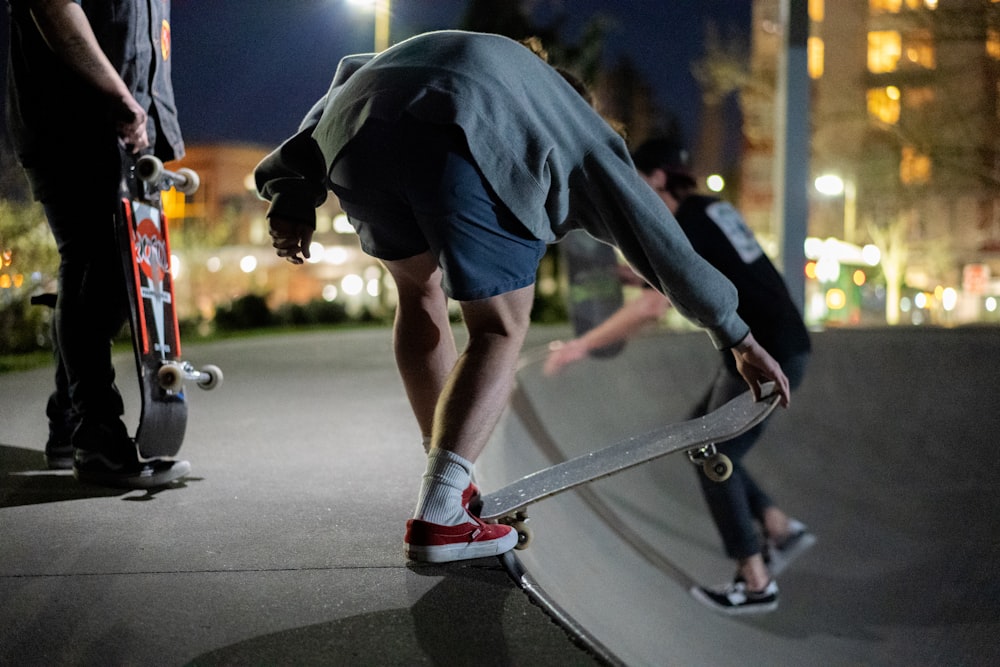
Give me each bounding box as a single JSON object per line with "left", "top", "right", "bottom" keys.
{"left": 691, "top": 21, "right": 749, "bottom": 178}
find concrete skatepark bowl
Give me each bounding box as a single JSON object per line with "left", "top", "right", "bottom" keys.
{"left": 479, "top": 326, "right": 1000, "bottom": 666}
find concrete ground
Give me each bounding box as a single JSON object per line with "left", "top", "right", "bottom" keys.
{"left": 2, "top": 324, "right": 998, "bottom": 666}
{"left": 0, "top": 326, "right": 599, "bottom": 666}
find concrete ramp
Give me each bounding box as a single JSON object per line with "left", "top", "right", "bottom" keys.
{"left": 478, "top": 328, "right": 1000, "bottom": 666}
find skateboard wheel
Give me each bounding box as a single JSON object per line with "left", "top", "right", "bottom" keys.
{"left": 512, "top": 521, "right": 532, "bottom": 550}
{"left": 175, "top": 168, "right": 200, "bottom": 195}
{"left": 136, "top": 155, "right": 163, "bottom": 183}
{"left": 702, "top": 454, "right": 733, "bottom": 483}
{"left": 157, "top": 363, "right": 183, "bottom": 392}
{"left": 198, "top": 364, "right": 223, "bottom": 390}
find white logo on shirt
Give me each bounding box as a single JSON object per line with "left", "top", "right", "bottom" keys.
{"left": 706, "top": 201, "right": 763, "bottom": 264}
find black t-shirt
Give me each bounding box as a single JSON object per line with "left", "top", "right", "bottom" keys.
{"left": 675, "top": 194, "right": 811, "bottom": 361}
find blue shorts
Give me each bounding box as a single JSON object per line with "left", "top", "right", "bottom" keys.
{"left": 329, "top": 116, "right": 546, "bottom": 301}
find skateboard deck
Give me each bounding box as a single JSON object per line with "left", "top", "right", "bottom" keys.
{"left": 561, "top": 230, "right": 625, "bottom": 358}
{"left": 478, "top": 384, "right": 779, "bottom": 541}
{"left": 117, "top": 149, "right": 221, "bottom": 458}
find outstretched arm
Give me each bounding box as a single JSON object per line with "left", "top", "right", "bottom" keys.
{"left": 544, "top": 289, "right": 671, "bottom": 375}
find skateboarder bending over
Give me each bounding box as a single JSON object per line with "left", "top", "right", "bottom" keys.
{"left": 546, "top": 139, "right": 814, "bottom": 614}
{"left": 255, "top": 30, "right": 791, "bottom": 564}
{"left": 6, "top": 0, "right": 191, "bottom": 487}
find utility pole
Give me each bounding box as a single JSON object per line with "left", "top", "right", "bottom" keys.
{"left": 772, "top": 0, "right": 811, "bottom": 314}
{"left": 374, "top": 0, "right": 390, "bottom": 52}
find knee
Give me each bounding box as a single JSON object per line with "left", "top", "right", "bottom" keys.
{"left": 462, "top": 286, "right": 534, "bottom": 337}
{"left": 387, "top": 255, "right": 447, "bottom": 302}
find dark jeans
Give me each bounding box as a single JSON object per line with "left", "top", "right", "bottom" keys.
{"left": 33, "top": 144, "right": 130, "bottom": 450}
{"left": 694, "top": 352, "right": 809, "bottom": 560}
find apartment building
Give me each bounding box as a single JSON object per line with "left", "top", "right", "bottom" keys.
{"left": 741, "top": 0, "right": 1000, "bottom": 323}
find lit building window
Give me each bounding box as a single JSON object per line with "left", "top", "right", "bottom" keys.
{"left": 870, "top": 0, "right": 902, "bottom": 12}
{"left": 809, "top": 0, "right": 824, "bottom": 22}
{"left": 867, "top": 87, "right": 901, "bottom": 124}
{"left": 900, "top": 146, "right": 931, "bottom": 185}
{"left": 868, "top": 31, "right": 901, "bottom": 72}
{"left": 870, "top": 0, "right": 938, "bottom": 10}
{"left": 988, "top": 28, "right": 1000, "bottom": 60}
{"left": 809, "top": 37, "right": 825, "bottom": 78}
{"left": 161, "top": 188, "right": 186, "bottom": 221}
{"left": 903, "top": 29, "right": 935, "bottom": 69}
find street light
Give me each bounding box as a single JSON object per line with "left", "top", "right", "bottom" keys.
{"left": 348, "top": 0, "right": 390, "bottom": 52}
{"left": 814, "top": 173, "right": 857, "bottom": 244}
{"left": 706, "top": 174, "right": 725, "bottom": 193}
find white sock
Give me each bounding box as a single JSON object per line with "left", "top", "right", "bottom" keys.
{"left": 414, "top": 448, "right": 473, "bottom": 526}
{"left": 421, "top": 437, "right": 477, "bottom": 481}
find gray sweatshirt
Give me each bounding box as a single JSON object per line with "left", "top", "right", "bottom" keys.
{"left": 255, "top": 30, "right": 748, "bottom": 349}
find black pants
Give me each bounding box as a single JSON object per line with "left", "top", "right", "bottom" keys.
{"left": 694, "top": 351, "right": 809, "bottom": 560}
{"left": 32, "top": 142, "right": 130, "bottom": 448}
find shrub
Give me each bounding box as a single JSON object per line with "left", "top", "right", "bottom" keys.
{"left": 214, "top": 294, "right": 273, "bottom": 331}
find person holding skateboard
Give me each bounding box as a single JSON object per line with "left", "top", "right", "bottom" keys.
{"left": 6, "top": 0, "right": 191, "bottom": 487}
{"left": 547, "top": 138, "right": 815, "bottom": 613}
{"left": 254, "top": 31, "right": 791, "bottom": 564}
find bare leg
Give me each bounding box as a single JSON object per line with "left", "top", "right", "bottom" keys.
{"left": 385, "top": 254, "right": 533, "bottom": 532}
{"left": 431, "top": 284, "right": 535, "bottom": 462}
{"left": 382, "top": 252, "right": 535, "bottom": 462}
{"left": 383, "top": 253, "right": 457, "bottom": 443}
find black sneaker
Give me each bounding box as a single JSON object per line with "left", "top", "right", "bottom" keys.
{"left": 690, "top": 579, "right": 779, "bottom": 615}
{"left": 73, "top": 449, "right": 191, "bottom": 489}
{"left": 45, "top": 440, "right": 75, "bottom": 470}
{"left": 45, "top": 411, "right": 77, "bottom": 470}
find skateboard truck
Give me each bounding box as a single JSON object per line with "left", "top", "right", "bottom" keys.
{"left": 685, "top": 443, "right": 733, "bottom": 482}
{"left": 157, "top": 360, "right": 223, "bottom": 393}
{"left": 136, "top": 155, "right": 199, "bottom": 195}
{"left": 496, "top": 510, "right": 532, "bottom": 550}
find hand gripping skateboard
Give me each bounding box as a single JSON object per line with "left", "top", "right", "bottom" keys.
{"left": 117, "top": 149, "right": 222, "bottom": 458}
{"left": 477, "top": 384, "right": 780, "bottom": 549}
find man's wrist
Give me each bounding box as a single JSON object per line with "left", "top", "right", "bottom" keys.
{"left": 732, "top": 332, "right": 754, "bottom": 353}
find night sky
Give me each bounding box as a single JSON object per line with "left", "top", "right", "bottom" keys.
{"left": 1, "top": 0, "right": 752, "bottom": 151}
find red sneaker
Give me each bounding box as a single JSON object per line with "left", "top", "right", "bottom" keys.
{"left": 405, "top": 513, "right": 517, "bottom": 563}
{"left": 463, "top": 482, "right": 482, "bottom": 516}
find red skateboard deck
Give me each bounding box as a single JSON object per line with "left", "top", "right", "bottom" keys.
{"left": 117, "top": 150, "right": 221, "bottom": 457}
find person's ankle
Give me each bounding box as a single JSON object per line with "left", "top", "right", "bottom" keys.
{"left": 763, "top": 507, "right": 791, "bottom": 541}
{"left": 738, "top": 556, "right": 771, "bottom": 592}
